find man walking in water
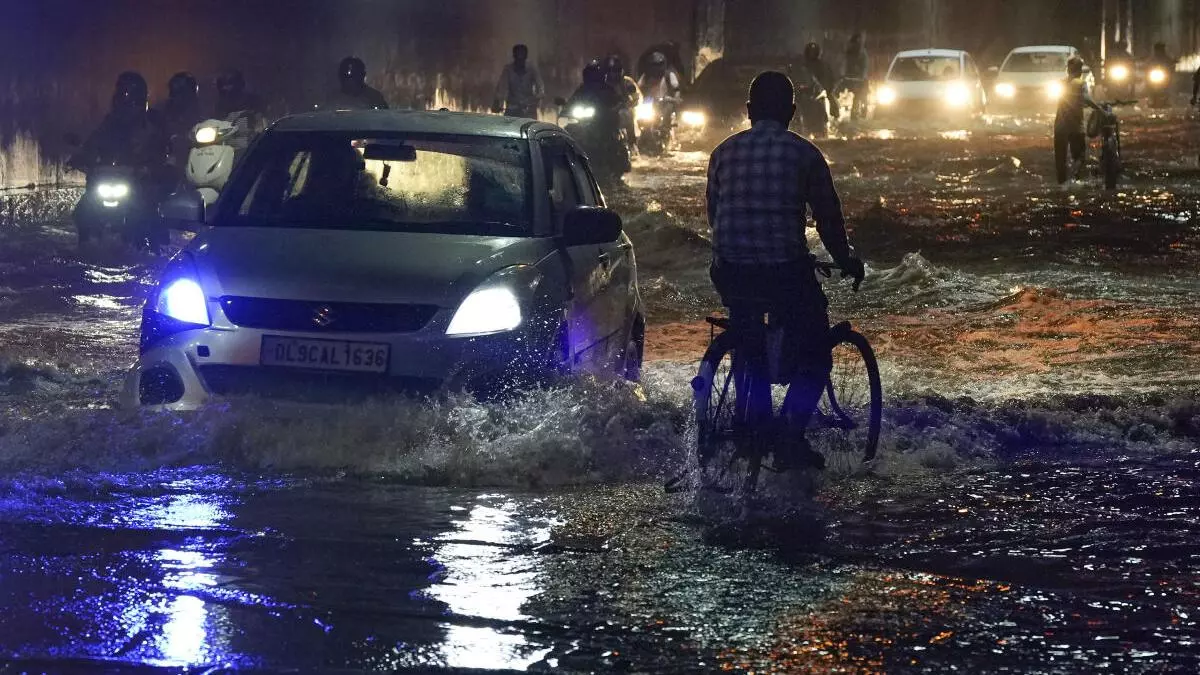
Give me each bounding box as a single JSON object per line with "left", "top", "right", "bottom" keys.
{"left": 706, "top": 71, "right": 865, "bottom": 470}
{"left": 493, "top": 44, "right": 545, "bottom": 118}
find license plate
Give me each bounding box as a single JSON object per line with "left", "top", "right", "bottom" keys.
{"left": 260, "top": 336, "right": 390, "bottom": 374}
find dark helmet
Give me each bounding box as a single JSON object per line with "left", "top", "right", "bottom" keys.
{"left": 804, "top": 42, "right": 822, "bottom": 61}
{"left": 167, "top": 72, "right": 199, "bottom": 102}
{"left": 1067, "top": 56, "right": 1085, "bottom": 77}
{"left": 604, "top": 54, "right": 625, "bottom": 82}
{"left": 583, "top": 58, "right": 605, "bottom": 84}
{"left": 112, "top": 71, "right": 148, "bottom": 111}
{"left": 339, "top": 56, "right": 367, "bottom": 87}
{"left": 216, "top": 68, "right": 245, "bottom": 97}
{"left": 649, "top": 51, "right": 667, "bottom": 67}
{"left": 513, "top": 44, "right": 529, "bottom": 60}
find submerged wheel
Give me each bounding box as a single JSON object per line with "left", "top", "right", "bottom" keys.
{"left": 815, "top": 328, "right": 883, "bottom": 463}
{"left": 693, "top": 332, "right": 762, "bottom": 494}
{"left": 1102, "top": 142, "right": 1120, "bottom": 190}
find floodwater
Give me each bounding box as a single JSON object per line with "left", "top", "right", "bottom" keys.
{"left": 0, "top": 110, "right": 1198, "bottom": 672}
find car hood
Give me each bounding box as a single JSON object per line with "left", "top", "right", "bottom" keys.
{"left": 190, "top": 227, "right": 555, "bottom": 307}
{"left": 885, "top": 80, "right": 968, "bottom": 100}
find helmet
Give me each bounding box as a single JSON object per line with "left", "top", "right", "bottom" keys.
{"left": 112, "top": 71, "right": 148, "bottom": 111}
{"left": 216, "top": 69, "right": 245, "bottom": 96}
{"left": 583, "top": 58, "right": 605, "bottom": 84}
{"left": 804, "top": 42, "right": 821, "bottom": 61}
{"left": 604, "top": 54, "right": 625, "bottom": 82}
{"left": 649, "top": 52, "right": 667, "bottom": 67}
{"left": 339, "top": 56, "right": 367, "bottom": 87}
{"left": 1067, "top": 56, "right": 1085, "bottom": 77}
{"left": 167, "top": 72, "right": 199, "bottom": 102}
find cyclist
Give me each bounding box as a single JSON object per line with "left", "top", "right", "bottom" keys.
{"left": 1055, "top": 56, "right": 1102, "bottom": 185}
{"left": 706, "top": 70, "right": 865, "bottom": 470}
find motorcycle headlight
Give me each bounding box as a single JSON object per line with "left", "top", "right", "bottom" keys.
{"left": 635, "top": 102, "right": 657, "bottom": 122}
{"left": 1109, "top": 64, "right": 1129, "bottom": 82}
{"left": 1045, "top": 80, "right": 1064, "bottom": 100}
{"left": 96, "top": 181, "right": 130, "bottom": 201}
{"left": 571, "top": 105, "right": 596, "bottom": 120}
{"left": 680, "top": 110, "right": 706, "bottom": 127}
{"left": 446, "top": 266, "right": 540, "bottom": 337}
{"left": 944, "top": 83, "right": 971, "bottom": 107}
{"left": 876, "top": 86, "right": 897, "bottom": 106}
{"left": 195, "top": 126, "right": 219, "bottom": 144}
{"left": 1149, "top": 68, "right": 1167, "bottom": 84}
{"left": 995, "top": 82, "right": 1016, "bottom": 98}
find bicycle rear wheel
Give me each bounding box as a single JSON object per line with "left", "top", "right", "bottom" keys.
{"left": 815, "top": 328, "right": 882, "bottom": 463}
{"left": 693, "top": 332, "right": 763, "bottom": 494}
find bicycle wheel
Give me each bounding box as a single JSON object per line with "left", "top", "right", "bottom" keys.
{"left": 816, "top": 328, "right": 882, "bottom": 462}
{"left": 693, "top": 332, "right": 763, "bottom": 494}
{"left": 1102, "top": 139, "right": 1119, "bottom": 189}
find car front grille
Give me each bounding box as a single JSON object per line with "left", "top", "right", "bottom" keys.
{"left": 198, "top": 365, "right": 441, "bottom": 403}
{"left": 220, "top": 297, "right": 439, "bottom": 333}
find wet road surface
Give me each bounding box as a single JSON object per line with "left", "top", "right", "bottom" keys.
{"left": 1, "top": 111, "right": 1199, "bottom": 672}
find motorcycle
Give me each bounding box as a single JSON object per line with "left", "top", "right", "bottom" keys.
{"left": 1088, "top": 100, "right": 1134, "bottom": 190}
{"left": 74, "top": 161, "right": 164, "bottom": 249}
{"left": 837, "top": 77, "right": 870, "bottom": 121}
{"left": 186, "top": 111, "right": 256, "bottom": 205}
{"left": 555, "top": 96, "right": 631, "bottom": 185}
{"left": 792, "top": 68, "right": 831, "bottom": 137}
{"left": 1145, "top": 64, "right": 1172, "bottom": 108}
{"left": 635, "top": 96, "right": 676, "bottom": 156}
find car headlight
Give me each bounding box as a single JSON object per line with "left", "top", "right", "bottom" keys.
{"left": 635, "top": 102, "right": 657, "bottom": 122}
{"left": 876, "top": 86, "right": 897, "bottom": 105}
{"left": 1109, "top": 64, "right": 1129, "bottom": 82}
{"left": 995, "top": 82, "right": 1015, "bottom": 98}
{"left": 446, "top": 266, "right": 541, "bottom": 337}
{"left": 944, "top": 83, "right": 971, "bottom": 107}
{"left": 155, "top": 277, "right": 209, "bottom": 326}
{"left": 195, "top": 126, "right": 219, "bottom": 144}
{"left": 680, "top": 110, "right": 706, "bottom": 127}
{"left": 571, "top": 105, "right": 596, "bottom": 120}
{"left": 1045, "top": 80, "right": 1064, "bottom": 100}
{"left": 1149, "top": 67, "right": 1167, "bottom": 84}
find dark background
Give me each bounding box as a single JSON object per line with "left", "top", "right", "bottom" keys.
{"left": 1, "top": 0, "right": 1197, "bottom": 159}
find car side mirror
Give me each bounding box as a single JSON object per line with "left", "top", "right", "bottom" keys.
{"left": 159, "top": 190, "right": 207, "bottom": 230}
{"left": 561, "top": 206, "right": 622, "bottom": 246}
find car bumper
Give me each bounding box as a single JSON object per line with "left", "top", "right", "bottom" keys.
{"left": 121, "top": 321, "right": 560, "bottom": 410}
{"left": 990, "top": 89, "right": 1059, "bottom": 113}
{"left": 874, "top": 99, "right": 976, "bottom": 120}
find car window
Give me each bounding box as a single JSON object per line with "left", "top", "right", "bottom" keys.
{"left": 965, "top": 56, "right": 979, "bottom": 79}
{"left": 542, "top": 140, "right": 581, "bottom": 232}
{"left": 566, "top": 146, "right": 600, "bottom": 206}
{"left": 1002, "top": 51, "right": 1070, "bottom": 73}
{"left": 889, "top": 56, "right": 961, "bottom": 81}
{"left": 224, "top": 132, "right": 531, "bottom": 235}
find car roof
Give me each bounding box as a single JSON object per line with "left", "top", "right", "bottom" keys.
{"left": 894, "top": 49, "right": 967, "bottom": 59}
{"left": 1009, "top": 45, "right": 1075, "bottom": 54}
{"left": 269, "top": 109, "right": 554, "bottom": 138}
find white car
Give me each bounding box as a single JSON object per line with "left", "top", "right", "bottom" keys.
{"left": 991, "top": 46, "right": 1092, "bottom": 113}
{"left": 875, "top": 49, "right": 987, "bottom": 121}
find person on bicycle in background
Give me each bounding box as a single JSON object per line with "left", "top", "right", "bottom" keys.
{"left": 842, "top": 33, "right": 870, "bottom": 120}
{"left": 706, "top": 71, "right": 865, "bottom": 470}
{"left": 1055, "top": 56, "right": 1102, "bottom": 185}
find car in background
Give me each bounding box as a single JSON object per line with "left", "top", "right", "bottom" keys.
{"left": 677, "top": 55, "right": 825, "bottom": 143}
{"left": 125, "top": 110, "right": 644, "bottom": 409}
{"left": 875, "top": 49, "right": 987, "bottom": 122}
{"left": 991, "top": 46, "right": 1091, "bottom": 113}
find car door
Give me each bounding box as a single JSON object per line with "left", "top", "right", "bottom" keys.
{"left": 566, "top": 142, "right": 634, "bottom": 370}
{"left": 540, "top": 136, "right": 609, "bottom": 371}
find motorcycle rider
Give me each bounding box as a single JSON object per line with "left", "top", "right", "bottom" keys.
{"left": 1106, "top": 40, "right": 1135, "bottom": 97}
{"left": 565, "top": 60, "right": 627, "bottom": 179}
{"left": 1054, "top": 56, "right": 1103, "bottom": 185}
{"left": 637, "top": 52, "right": 681, "bottom": 131}
{"left": 152, "top": 72, "right": 204, "bottom": 182}
{"left": 605, "top": 54, "right": 642, "bottom": 155}
{"left": 842, "top": 33, "right": 870, "bottom": 120}
{"left": 71, "top": 72, "right": 170, "bottom": 246}
{"left": 706, "top": 71, "right": 865, "bottom": 470}
{"left": 327, "top": 56, "right": 389, "bottom": 110}
{"left": 215, "top": 69, "right": 265, "bottom": 129}
{"left": 803, "top": 42, "right": 840, "bottom": 120}
{"left": 492, "top": 44, "right": 545, "bottom": 118}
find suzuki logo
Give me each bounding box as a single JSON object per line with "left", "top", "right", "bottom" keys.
{"left": 312, "top": 305, "right": 335, "bottom": 328}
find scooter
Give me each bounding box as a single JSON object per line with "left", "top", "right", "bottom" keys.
{"left": 793, "top": 69, "right": 831, "bottom": 137}
{"left": 186, "top": 113, "right": 255, "bottom": 205}
{"left": 1145, "top": 64, "right": 1172, "bottom": 108}
{"left": 635, "top": 96, "right": 677, "bottom": 156}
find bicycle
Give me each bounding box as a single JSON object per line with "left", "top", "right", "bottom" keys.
{"left": 673, "top": 261, "right": 882, "bottom": 497}
{"left": 1089, "top": 99, "right": 1135, "bottom": 190}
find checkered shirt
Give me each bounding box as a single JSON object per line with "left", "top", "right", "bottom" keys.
{"left": 707, "top": 120, "right": 850, "bottom": 265}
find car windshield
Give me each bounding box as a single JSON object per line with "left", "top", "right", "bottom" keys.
{"left": 222, "top": 132, "right": 531, "bottom": 235}
{"left": 889, "top": 56, "right": 962, "bottom": 81}
{"left": 1002, "top": 51, "right": 1069, "bottom": 73}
